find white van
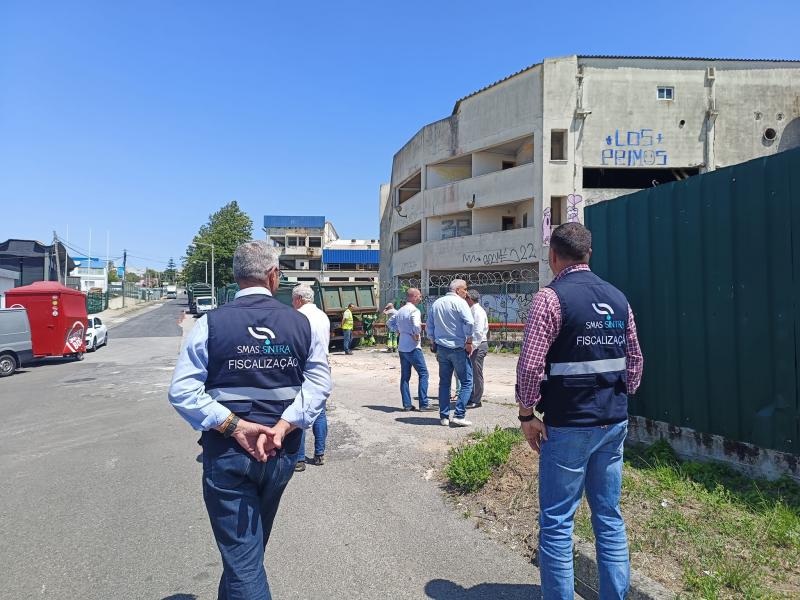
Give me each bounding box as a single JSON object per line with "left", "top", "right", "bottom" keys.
{"left": 0, "top": 308, "right": 33, "bottom": 377}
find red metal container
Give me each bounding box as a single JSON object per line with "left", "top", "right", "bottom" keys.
{"left": 5, "top": 282, "right": 88, "bottom": 358}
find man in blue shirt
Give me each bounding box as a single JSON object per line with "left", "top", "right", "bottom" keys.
{"left": 427, "top": 278, "right": 475, "bottom": 427}
{"left": 168, "top": 240, "right": 331, "bottom": 600}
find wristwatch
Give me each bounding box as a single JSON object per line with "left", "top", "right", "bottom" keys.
{"left": 222, "top": 415, "right": 240, "bottom": 437}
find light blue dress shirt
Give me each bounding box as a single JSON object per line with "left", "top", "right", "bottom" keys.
{"left": 390, "top": 303, "right": 422, "bottom": 352}
{"left": 426, "top": 292, "right": 475, "bottom": 349}
{"left": 168, "top": 286, "right": 332, "bottom": 431}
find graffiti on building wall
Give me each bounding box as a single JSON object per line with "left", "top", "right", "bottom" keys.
{"left": 567, "top": 194, "right": 583, "bottom": 223}
{"left": 601, "top": 128, "right": 667, "bottom": 167}
{"left": 542, "top": 207, "right": 552, "bottom": 245}
{"left": 462, "top": 243, "right": 536, "bottom": 267}
{"left": 481, "top": 293, "right": 534, "bottom": 325}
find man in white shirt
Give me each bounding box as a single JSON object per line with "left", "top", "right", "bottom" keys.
{"left": 466, "top": 289, "right": 489, "bottom": 409}
{"left": 291, "top": 284, "right": 331, "bottom": 471}
{"left": 388, "top": 288, "right": 435, "bottom": 412}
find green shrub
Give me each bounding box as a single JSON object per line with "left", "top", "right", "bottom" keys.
{"left": 446, "top": 426, "right": 523, "bottom": 493}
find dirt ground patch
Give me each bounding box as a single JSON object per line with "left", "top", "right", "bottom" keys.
{"left": 453, "top": 441, "right": 800, "bottom": 599}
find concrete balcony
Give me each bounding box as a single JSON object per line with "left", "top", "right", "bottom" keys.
{"left": 425, "top": 226, "right": 538, "bottom": 271}
{"left": 390, "top": 244, "right": 423, "bottom": 276}
{"left": 387, "top": 190, "right": 424, "bottom": 234}
{"left": 424, "top": 162, "right": 535, "bottom": 218}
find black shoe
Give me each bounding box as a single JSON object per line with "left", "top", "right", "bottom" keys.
{"left": 311, "top": 454, "right": 325, "bottom": 466}
{"left": 294, "top": 460, "right": 306, "bottom": 472}
{"left": 418, "top": 405, "right": 438, "bottom": 412}
{"left": 403, "top": 406, "right": 417, "bottom": 412}
{"left": 466, "top": 402, "right": 483, "bottom": 409}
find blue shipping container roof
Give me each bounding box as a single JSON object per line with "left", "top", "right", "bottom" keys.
{"left": 323, "top": 249, "right": 380, "bottom": 264}
{"left": 263, "top": 215, "right": 325, "bottom": 229}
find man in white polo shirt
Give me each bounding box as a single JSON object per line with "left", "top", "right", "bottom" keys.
{"left": 388, "top": 288, "right": 435, "bottom": 412}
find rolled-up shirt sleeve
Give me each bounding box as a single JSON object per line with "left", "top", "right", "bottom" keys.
{"left": 515, "top": 289, "right": 561, "bottom": 409}
{"left": 281, "top": 325, "right": 333, "bottom": 429}
{"left": 168, "top": 316, "right": 232, "bottom": 431}
{"left": 626, "top": 305, "right": 644, "bottom": 394}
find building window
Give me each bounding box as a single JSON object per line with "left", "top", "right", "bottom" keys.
{"left": 441, "top": 218, "right": 472, "bottom": 240}
{"left": 657, "top": 86, "right": 674, "bottom": 101}
{"left": 308, "top": 237, "right": 322, "bottom": 248}
{"left": 501, "top": 216, "right": 516, "bottom": 231}
{"left": 551, "top": 196, "right": 565, "bottom": 226}
{"left": 501, "top": 160, "right": 516, "bottom": 170}
{"left": 309, "top": 259, "right": 321, "bottom": 270}
{"left": 287, "top": 236, "right": 299, "bottom": 246}
{"left": 522, "top": 212, "right": 528, "bottom": 228}
{"left": 550, "top": 130, "right": 567, "bottom": 161}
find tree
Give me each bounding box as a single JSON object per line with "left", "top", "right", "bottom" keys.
{"left": 182, "top": 201, "right": 253, "bottom": 287}
{"left": 124, "top": 271, "right": 141, "bottom": 283}
{"left": 107, "top": 261, "right": 119, "bottom": 283}
{"left": 163, "top": 258, "right": 177, "bottom": 283}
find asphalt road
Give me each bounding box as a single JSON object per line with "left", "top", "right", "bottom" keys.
{"left": 0, "top": 300, "right": 556, "bottom": 599}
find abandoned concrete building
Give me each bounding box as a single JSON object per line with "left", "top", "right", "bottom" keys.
{"left": 379, "top": 55, "right": 800, "bottom": 318}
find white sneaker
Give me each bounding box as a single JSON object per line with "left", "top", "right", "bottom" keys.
{"left": 450, "top": 417, "right": 472, "bottom": 427}
{"left": 440, "top": 418, "right": 450, "bottom": 426}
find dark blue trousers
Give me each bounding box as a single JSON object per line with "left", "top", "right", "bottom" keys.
{"left": 202, "top": 432, "right": 295, "bottom": 600}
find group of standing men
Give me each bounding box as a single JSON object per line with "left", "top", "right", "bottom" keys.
{"left": 386, "top": 278, "right": 489, "bottom": 427}
{"left": 166, "top": 222, "right": 644, "bottom": 600}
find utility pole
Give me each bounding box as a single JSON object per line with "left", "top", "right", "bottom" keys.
{"left": 53, "top": 231, "right": 61, "bottom": 284}
{"left": 122, "top": 249, "right": 127, "bottom": 308}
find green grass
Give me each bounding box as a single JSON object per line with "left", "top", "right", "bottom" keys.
{"left": 622, "top": 440, "right": 800, "bottom": 599}
{"left": 445, "top": 426, "right": 524, "bottom": 493}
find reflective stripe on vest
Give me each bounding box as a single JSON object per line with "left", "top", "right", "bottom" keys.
{"left": 208, "top": 385, "right": 301, "bottom": 403}
{"left": 549, "top": 357, "right": 626, "bottom": 377}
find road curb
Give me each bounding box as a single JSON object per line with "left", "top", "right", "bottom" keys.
{"left": 572, "top": 538, "right": 674, "bottom": 600}
{"left": 532, "top": 538, "right": 674, "bottom": 599}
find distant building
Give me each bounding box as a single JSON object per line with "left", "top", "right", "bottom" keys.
{"left": 0, "top": 268, "right": 18, "bottom": 308}
{"left": 263, "top": 215, "right": 379, "bottom": 286}
{"left": 69, "top": 256, "right": 109, "bottom": 293}
{"left": 0, "top": 239, "right": 75, "bottom": 288}
{"left": 380, "top": 55, "right": 800, "bottom": 305}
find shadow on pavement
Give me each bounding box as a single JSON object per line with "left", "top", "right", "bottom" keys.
{"left": 161, "top": 595, "right": 198, "bottom": 600}
{"left": 425, "top": 579, "right": 540, "bottom": 599}
{"left": 395, "top": 416, "right": 443, "bottom": 426}
{"left": 363, "top": 405, "right": 405, "bottom": 413}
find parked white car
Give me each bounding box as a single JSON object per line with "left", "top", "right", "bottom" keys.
{"left": 85, "top": 316, "right": 108, "bottom": 351}
{"left": 195, "top": 296, "right": 217, "bottom": 315}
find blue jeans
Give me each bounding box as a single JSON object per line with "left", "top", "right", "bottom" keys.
{"left": 293, "top": 404, "right": 328, "bottom": 460}
{"left": 436, "top": 346, "right": 472, "bottom": 419}
{"left": 342, "top": 329, "right": 352, "bottom": 353}
{"left": 399, "top": 348, "right": 429, "bottom": 408}
{"left": 201, "top": 432, "right": 296, "bottom": 600}
{"left": 538, "top": 420, "right": 629, "bottom": 600}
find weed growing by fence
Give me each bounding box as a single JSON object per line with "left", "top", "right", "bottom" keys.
{"left": 446, "top": 427, "right": 524, "bottom": 493}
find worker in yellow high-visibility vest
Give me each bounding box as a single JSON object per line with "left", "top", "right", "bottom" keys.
{"left": 341, "top": 303, "right": 354, "bottom": 355}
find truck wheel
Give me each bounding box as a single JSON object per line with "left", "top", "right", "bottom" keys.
{"left": 0, "top": 353, "right": 17, "bottom": 377}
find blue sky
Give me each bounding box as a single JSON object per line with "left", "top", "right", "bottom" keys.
{"left": 1, "top": 1, "right": 798, "bottom": 269}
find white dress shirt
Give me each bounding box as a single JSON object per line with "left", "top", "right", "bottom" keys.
{"left": 471, "top": 302, "right": 489, "bottom": 345}
{"left": 299, "top": 301, "right": 331, "bottom": 355}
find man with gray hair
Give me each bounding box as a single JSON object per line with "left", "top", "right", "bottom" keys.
{"left": 291, "top": 283, "right": 331, "bottom": 471}
{"left": 168, "top": 240, "right": 332, "bottom": 599}
{"left": 466, "top": 289, "right": 489, "bottom": 408}
{"left": 427, "top": 278, "right": 474, "bottom": 427}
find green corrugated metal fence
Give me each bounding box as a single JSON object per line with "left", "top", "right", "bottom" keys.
{"left": 585, "top": 148, "right": 800, "bottom": 455}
